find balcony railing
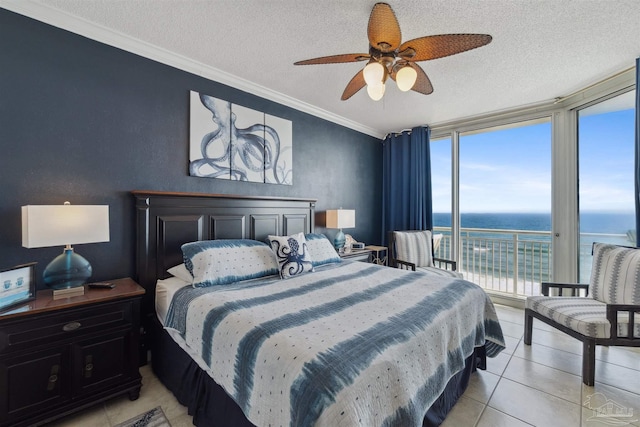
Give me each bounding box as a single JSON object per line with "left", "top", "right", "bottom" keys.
{"left": 433, "top": 227, "right": 631, "bottom": 298}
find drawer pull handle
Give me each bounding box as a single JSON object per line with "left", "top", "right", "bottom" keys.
{"left": 47, "top": 364, "right": 59, "bottom": 391}
{"left": 85, "top": 355, "right": 93, "bottom": 378}
{"left": 62, "top": 321, "right": 81, "bottom": 332}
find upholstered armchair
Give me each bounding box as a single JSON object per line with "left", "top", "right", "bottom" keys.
{"left": 524, "top": 242, "right": 640, "bottom": 386}
{"left": 388, "top": 230, "right": 462, "bottom": 278}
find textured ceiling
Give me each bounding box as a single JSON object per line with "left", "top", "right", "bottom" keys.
{"left": 7, "top": 0, "right": 640, "bottom": 137}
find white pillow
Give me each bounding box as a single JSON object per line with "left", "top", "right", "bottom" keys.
{"left": 305, "top": 233, "right": 342, "bottom": 267}
{"left": 167, "top": 263, "right": 193, "bottom": 283}
{"left": 181, "top": 239, "right": 279, "bottom": 288}
{"left": 268, "top": 232, "right": 314, "bottom": 279}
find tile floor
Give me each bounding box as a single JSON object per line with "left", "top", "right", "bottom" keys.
{"left": 47, "top": 304, "right": 640, "bottom": 427}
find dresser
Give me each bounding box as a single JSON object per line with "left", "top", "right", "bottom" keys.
{"left": 0, "top": 278, "right": 144, "bottom": 427}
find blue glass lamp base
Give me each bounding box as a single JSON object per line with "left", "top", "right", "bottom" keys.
{"left": 43, "top": 248, "right": 92, "bottom": 289}
{"left": 333, "top": 229, "right": 346, "bottom": 250}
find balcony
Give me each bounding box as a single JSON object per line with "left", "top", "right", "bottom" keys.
{"left": 433, "top": 227, "right": 632, "bottom": 298}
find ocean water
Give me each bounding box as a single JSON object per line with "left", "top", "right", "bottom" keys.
{"left": 433, "top": 212, "right": 635, "bottom": 235}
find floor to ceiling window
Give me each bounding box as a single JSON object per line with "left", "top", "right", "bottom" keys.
{"left": 430, "top": 67, "right": 636, "bottom": 302}
{"left": 431, "top": 136, "right": 453, "bottom": 259}
{"left": 456, "top": 119, "right": 552, "bottom": 297}
{"left": 577, "top": 90, "right": 637, "bottom": 282}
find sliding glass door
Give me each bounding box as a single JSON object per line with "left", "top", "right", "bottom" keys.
{"left": 457, "top": 119, "right": 552, "bottom": 297}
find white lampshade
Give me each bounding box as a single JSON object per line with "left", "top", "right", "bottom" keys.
{"left": 22, "top": 204, "right": 110, "bottom": 248}
{"left": 363, "top": 62, "right": 385, "bottom": 86}
{"left": 396, "top": 65, "right": 418, "bottom": 91}
{"left": 367, "top": 82, "right": 386, "bottom": 101}
{"left": 326, "top": 209, "right": 356, "bottom": 229}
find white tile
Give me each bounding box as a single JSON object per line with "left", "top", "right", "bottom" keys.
{"left": 582, "top": 381, "right": 640, "bottom": 427}
{"left": 529, "top": 327, "right": 583, "bottom": 355}
{"left": 581, "top": 406, "right": 640, "bottom": 427}
{"left": 494, "top": 305, "right": 525, "bottom": 325}
{"left": 503, "top": 356, "right": 582, "bottom": 404}
{"left": 440, "top": 396, "right": 485, "bottom": 427}
{"left": 501, "top": 335, "right": 521, "bottom": 355}
{"left": 45, "top": 404, "right": 110, "bottom": 427}
{"left": 513, "top": 339, "right": 583, "bottom": 376}
{"left": 593, "top": 360, "right": 640, "bottom": 395}
{"left": 486, "top": 351, "right": 511, "bottom": 376}
{"left": 104, "top": 368, "right": 188, "bottom": 425}
{"left": 476, "top": 406, "right": 534, "bottom": 427}
{"left": 498, "top": 319, "right": 524, "bottom": 339}
{"left": 464, "top": 370, "right": 500, "bottom": 404}
{"left": 489, "top": 378, "right": 581, "bottom": 426}
{"left": 595, "top": 346, "right": 640, "bottom": 372}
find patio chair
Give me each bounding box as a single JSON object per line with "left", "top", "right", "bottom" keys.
{"left": 524, "top": 242, "right": 640, "bottom": 386}
{"left": 388, "top": 230, "right": 462, "bottom": 278}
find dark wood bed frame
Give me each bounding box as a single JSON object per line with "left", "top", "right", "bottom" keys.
{"left": 133, "top": 190, "right": 316, "bottom": 327}
{"left": 132, "top": 190, "right": 483, "bottom": 427}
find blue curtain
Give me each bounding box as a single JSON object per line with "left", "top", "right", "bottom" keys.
{"left": 381, "top": 126, "right": 433, "bottom": 244}
{"left": 635, "top": 57, "right": 640, "bottom": 247}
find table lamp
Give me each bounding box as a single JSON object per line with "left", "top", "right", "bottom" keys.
{"left": 326, "top": 209, "right": 355, "bottom": 251}
{"left": 22, "top": 202, "right": 110, "bottom": 290}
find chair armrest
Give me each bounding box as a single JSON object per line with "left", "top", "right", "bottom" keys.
{"left": 541, "top": 282, "right": 589, "bottom": 297}
{"left": 433, "top": 257, "right": 457, "bottom": 271}
{"left": 606, "top": 304, "right": 640, "bottom": 340}
{"left": 393, "top": 259, "right": 416, "bottom": 271}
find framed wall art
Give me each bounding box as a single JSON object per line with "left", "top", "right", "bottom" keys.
{"left": 0, "top": 262, "right": 36, "bottom": 313}
{"left": 189, "top": 91, "right": 293, "bottom": 185}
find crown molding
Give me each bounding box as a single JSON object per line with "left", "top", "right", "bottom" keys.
{"left": 0, "top": 0, "right": 383, "bottom": 139}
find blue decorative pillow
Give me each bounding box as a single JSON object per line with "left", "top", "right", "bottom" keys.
{"left": 268, "top": 233, "right": 314, "bottom": 279}
{"left": 181, "top": 239, "right": 278, "bottom": 288}
{"left": 305, "top": 233, "right": 342, "bottom": 267}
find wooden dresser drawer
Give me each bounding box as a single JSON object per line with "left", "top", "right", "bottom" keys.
{"left": 0, "top": 300, "right": 133, "bottom": 355}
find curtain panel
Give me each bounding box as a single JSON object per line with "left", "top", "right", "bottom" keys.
{"left": 381, "top": 126, "right": 433, "bottom": 244}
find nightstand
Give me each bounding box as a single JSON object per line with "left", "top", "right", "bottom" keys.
{"left": 339, "top": 248, "right": 374, "bottom": 262}
{"left": 0, "top": 278, "right": 144, "bottom": 427}
{"left": 365, "top": 245, "right": 388, "bottom": 266}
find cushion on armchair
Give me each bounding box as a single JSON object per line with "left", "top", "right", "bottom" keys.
{"left": 526, "top": 296, "right": 640, "bottom": 339}
{"left": 393, "top": 230, "right": 433, "bottom": 268}
{"left": 589, "top": 243, "right": 640, "bottom": 305}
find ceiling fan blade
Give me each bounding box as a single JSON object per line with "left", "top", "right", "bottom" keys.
{"left": 408, "top": 63, "right": 433, "bottom": 95}
{"left": 341, "top": 69, "right": 366, "bottom": 100}
{"left": 400, "top": 34, "right": 492, "bottom": 62}
{"left": 367, "top": 2, "right": 401, "bottom": 53}
{"left": 294, "top": 53, "right": 370, "bottom": 65}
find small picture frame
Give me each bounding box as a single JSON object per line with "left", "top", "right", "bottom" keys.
{"left": 0, "top": 262, "right": 37, "bottom": 313}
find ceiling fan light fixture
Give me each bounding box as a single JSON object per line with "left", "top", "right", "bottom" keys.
{"left": 396, "top": 65, "right": 417, "bottom": 92}
{"left": 363, "top": 61, "right": 385, "bottom": 86}
{"left": 367, "top": 82, "right": 385, "bottom": 101}
{"left": 293, "top": 2, "right": 491, "bottom": 101}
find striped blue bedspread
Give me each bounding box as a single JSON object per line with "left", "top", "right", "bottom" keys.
{"left": 164, "top": 261, "right": 505, "bottom": 427}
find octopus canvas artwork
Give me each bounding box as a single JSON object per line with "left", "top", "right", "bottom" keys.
{"left": 189, "top": 91, "right": 293, "bottom": 185}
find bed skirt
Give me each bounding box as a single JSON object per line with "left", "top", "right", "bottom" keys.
{"left": 150, "top": 319, "right": 486, "bottom": 427}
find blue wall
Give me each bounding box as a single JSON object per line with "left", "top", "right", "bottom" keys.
{"left": 0, "top": 9, "right": 382, "bottom": 288}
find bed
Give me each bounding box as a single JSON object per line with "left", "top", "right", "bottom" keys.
{"left": 133, "top": 191, "right": 505, "bottom": 427}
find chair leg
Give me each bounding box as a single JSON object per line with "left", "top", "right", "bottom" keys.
{"left": 524, "top": 310, "right": 533, "bottom": 345}
{"left": 582, "top": 339, "right": 596, "bottom": 386}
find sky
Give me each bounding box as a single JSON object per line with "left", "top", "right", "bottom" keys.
{"left": 430, "top": 98, "right": 636, "bottom": 214}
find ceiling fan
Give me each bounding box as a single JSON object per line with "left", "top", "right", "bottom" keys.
{"left": 294, "top": 2, "right": 492, "bottom": 101}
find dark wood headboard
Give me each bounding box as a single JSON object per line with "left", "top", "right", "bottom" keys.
{"left": 133, "top": 190, "right": 316, "bottom": 320}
